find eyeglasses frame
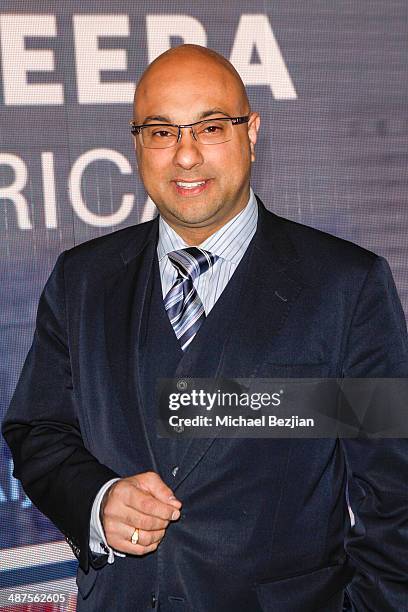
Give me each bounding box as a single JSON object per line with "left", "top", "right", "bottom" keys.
{"left": 129, "top": 115, "right": 250, "bottom": 147}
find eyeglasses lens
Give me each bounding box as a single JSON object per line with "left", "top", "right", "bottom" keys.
{"left": 141, "top": 119, "right": 233, "bottom": 149}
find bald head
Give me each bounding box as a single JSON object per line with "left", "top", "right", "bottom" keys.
{"left": 133, "top": 45, "right": 250, "bottom": 121}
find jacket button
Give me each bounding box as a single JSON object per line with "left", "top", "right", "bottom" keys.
{"left": 171, "top": 466, "right": 179, "bottom": 477}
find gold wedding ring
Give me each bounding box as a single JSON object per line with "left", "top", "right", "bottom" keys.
{"left": 130, "top": 527, "right": 139, "bottom": 545}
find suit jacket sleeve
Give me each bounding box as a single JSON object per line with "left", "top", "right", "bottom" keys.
{"left": 340, "top": 256, "right": 408, "bottom": 612}
{"left": 1, "top": 252, "right": 120, "bottom": 573}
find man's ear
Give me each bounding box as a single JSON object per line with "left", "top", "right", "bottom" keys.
{"left": 248, "top": 113, "right": 261, "bottom": 162}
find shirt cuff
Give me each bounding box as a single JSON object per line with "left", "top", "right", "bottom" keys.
{"left": 89, "top": 477, "right": 125, "bottom": 563}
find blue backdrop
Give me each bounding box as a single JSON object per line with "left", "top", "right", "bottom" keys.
{"left": 1, "top": 2, "right": 407, "bottom": 607}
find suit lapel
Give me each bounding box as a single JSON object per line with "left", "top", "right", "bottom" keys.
{"left": 104, "top": 219, "right": 160, "bottom": 472}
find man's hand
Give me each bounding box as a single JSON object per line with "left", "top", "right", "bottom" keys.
{"left": 100, "top": 471, "right": 182, "bottom": 555}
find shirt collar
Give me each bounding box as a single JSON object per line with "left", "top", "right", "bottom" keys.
{"left": 157, "top": 188, "right": 258, "bottom": 264}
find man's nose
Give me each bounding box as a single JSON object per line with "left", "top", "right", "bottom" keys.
{"left": 172, "top": 128, "right": 204, "bottom": 169}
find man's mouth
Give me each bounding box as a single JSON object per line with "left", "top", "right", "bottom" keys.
{"left": 173, "top": 179, "right": 211, "bottom": 196}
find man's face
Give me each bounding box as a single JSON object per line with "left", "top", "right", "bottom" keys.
{"left": 133, "top": 55, "right": 260, "bottom": 240}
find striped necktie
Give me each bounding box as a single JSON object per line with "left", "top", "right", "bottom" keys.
{"left": 164, "top": 247, "right": 219, "bottom": 351}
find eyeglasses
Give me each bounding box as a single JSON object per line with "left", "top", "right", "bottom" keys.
{"left": 129, "top": 115, "right": 250, "bottom": 149}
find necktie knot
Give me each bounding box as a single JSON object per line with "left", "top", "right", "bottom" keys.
{"left": 167, "top": 247, "right": 218, "bottom": 281}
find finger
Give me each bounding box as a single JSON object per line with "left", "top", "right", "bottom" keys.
{"left": 122, "top": 541, "right": 160, "bottom": 556}
{"left": 131, "top": 472, "right": 182, "bottom": 507}
{"left": 126, "top": 488, "right": 181, "bottom": 522}
{"left": 106, "top": 526, "right": 165, "bottom": 556}
{"left": 102, "top": 477, "right": 181, "bottom": 536}
{"left": 128, "top": 541, "right": 160, "bottom": 556}
{"left": 133, "top": 528, "right": 165, "bottom": 547}
{"left": 106, "top": 522, "right": 165, "bottom": 548}
{"left": 127, "top": 510, "right": 170, "bottom": 531}
{"left": 105, "top": 509, "right": 169, "bottom": 533}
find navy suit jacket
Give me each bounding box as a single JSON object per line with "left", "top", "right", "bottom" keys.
{"left": 3, "top": 197, "right": 408, "bottom": 612}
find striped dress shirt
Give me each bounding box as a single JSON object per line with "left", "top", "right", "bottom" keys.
{"left": 158, "top": 188, "right": 258, "bottom": 314}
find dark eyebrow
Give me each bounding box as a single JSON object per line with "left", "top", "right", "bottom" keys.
{"left": 198, "top": 108, "right": 231, "bottom": 119}
{"left": 140, "top": 109, "right": 232, "bottom": 125}
{"left": 142, "top": 115, "right": 172, "bottom": 125}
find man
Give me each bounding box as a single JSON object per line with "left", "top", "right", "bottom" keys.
{"left": 2, "top": 45, "right": 408, "bottom": 612}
